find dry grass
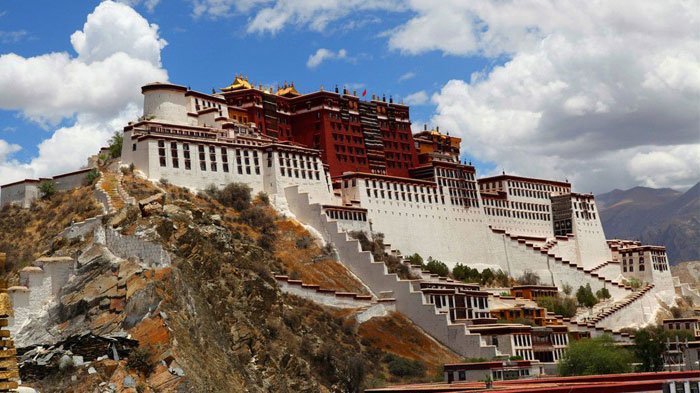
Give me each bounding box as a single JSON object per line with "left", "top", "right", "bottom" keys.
{"left": 0, "top": 186, "right": 102, "bottom": 273}
{"left": 359, "top": 312, "right": 460, "bottom": 372}
{"left": 275, "top": 219, "right": 369, "bottom": 294}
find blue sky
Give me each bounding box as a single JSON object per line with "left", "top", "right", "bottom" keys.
{"left": 0, "top": 1, "right": 697, "bottom": 192}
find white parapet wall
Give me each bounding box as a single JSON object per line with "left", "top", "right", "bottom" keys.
{"left": 34, "top": 257, "right": 75, "bottom": 296}
{"left": 7, "top": 286, "right": 30, "bottom": 333}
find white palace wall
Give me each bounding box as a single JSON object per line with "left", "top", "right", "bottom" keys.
{"left": 341, "top": 178, "right": 501, "bottom": 267}
{"left": 122, "top": 130, "right": 332, "bottom": 205}
{"left": 572, "top": 215, "right": 613, "bottom": 270}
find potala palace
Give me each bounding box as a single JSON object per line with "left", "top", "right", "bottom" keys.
{"left": 3, "top": 76, "right": 698, "bottom": 380}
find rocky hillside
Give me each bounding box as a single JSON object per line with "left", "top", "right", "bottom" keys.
{"left": 597, "top": 183, "right": 700, "bottom": 264}
{"left": 671, "top": 261, "right": 700, "bottom": 289}
{"left": 4, "top": 169, "right": 458, "bottom": 392}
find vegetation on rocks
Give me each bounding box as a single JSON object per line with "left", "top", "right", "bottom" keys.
{"left": 349, "top": 231, "right": 413, "bottom": 279}
{"left": 0, "top": 185, "right": 102, "bottom": 275}
{"left": 536, "top": 295, "right": 578, "bottom": 318}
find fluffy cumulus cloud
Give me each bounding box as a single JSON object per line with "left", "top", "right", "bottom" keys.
{"left": 419, "top": 1, "right": 700, "bottom": 192}
{"left": 306, "top": 48, "right": 347, "bottom": 68}
{"left": 403, "top": 90, "right": 428, "bottom": 106}
{"left": 0, "top": 1, "right": 167, "bottom": 184}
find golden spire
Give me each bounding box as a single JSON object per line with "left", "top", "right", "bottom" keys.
{"left": 221, "top": 74, "right": 252, "bottom": 91}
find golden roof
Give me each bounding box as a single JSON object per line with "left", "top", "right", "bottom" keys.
{"left": 221, "top": 75, "right": 253, "bottom": 92}
{"left": 276, "top": 82, "right": 300, "bottom": 97}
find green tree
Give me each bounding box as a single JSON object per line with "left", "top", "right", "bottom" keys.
{"left": 576, "top": 284, "right": 598, "bottom": 308}
{"left": 633, "top": 325, "right": 695, "bottom": 372}
{"left": 38, "top": 180, "right": 56, "bottom": 199}
{"left": 406, "top": 253, "right": 424, "bottom": 267}
{"left": 480, "top": 268, "right": 495, "bottom": 285}
{"left": 596, "top": 287, "right": 611, "bottom": 300}
{"left": 108, "top": 131, "right": 123, "bottom": 158}
{"left": 537, "top": 295, "right": 578, "bottom": 318}
{"left": 85, "top": 168, "right": 100, "bottom": 186}
{"left": 452, "top": 263, "right": 479, "bottom": 283}
{"left": 558, "top": 335, "right": 634, "bottom": 376}
{"left": 425, "top": 257, "right": 449, "bottom": 277}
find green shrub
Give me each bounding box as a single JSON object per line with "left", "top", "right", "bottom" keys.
{"left": 108, "top": 131, "right": 123, "bottom": 158}
{"left": 295, "top": 235, "right": 313, "bottom": 249}
{"left": 626, "top": 277, "right": 642, "bottom": 289}
{"left": 85, "top": 168, "right": 100, "bottom": 185}
{"left": 576, "top": 284, "right": 598, "bottom": 308}
{"left": 425, "top": 257, "right": 449, "bottom": 277}
{"left": 562, "top": 283, "right": 573, "bottom": 296}
{"left": 406, "top": 253, "right": 424, "bottom": 267}
{"left": 517, "top": 269, "right": 540, "bottom": 285}
{"left": 384, "top": 354, "right": 426, "bottom": 378}
{"left": 537, "top": 295, "right": 577, "bottom": 318}
{"left": 255, "top": 191, "right": 270, "bottom": 205}
{"left": 596, "top": 287, "right": 611, "bottom": 300}
{"left": 127, "top": 347, "right": 155, "bottom": 376}
{"left": 558, "top": 335, "right": 634, "bottom": 376}
{"left": 217, "top": 182, "right": 252, "bottom": 211}
{"left": 39, "top": 180, "right": 56, "bottom": 199}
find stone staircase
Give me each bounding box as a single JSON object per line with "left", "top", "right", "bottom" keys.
{"left": 581, "top": 284, "right": 655, "bottom": 326}
{"left": 95, "top": 170, "right": 126, "bottom": 213}
{"left": 273, "top": 275, "right": 395, "bottom": 323}
{"left": 493, "top": 228, "right": 633, "bottom": 299}
{"left": 285, "top": 185, "right": 499, "bottom": 358}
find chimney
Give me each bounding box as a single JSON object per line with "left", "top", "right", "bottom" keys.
{"left": 335, "top": 85, "right": 339, "bottom": 93}
{"left": 389, "top": 96, "right": 393, "bottom": 103}
{"left": 424, "top": 124, "right": 427, "bottom": 131}
{"left": 382, "top": 94, "right": 386, "bottom": 102}
{"left": 436, "top": 126, "right": 440, "bottom": 132}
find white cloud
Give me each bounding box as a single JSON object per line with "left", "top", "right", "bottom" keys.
{"left": 0, "top": 1, "right": 168, "bottom": 184}
{"left": 306, "top": 48, "right": 347, "bottom": 68}
{"left": 190, "top": 0, "right": 270, "bottom": 19}
{"left": 118, "top": 0, "right": 161, "bottom": 12}
{"left": 398, "top": 72, "right": 415, "bottom": 82}
{"left": 0, "top": 30, "right": 28, "bottom": 44}
{"left": 187, "top": 0, "right": 403, "bottom": 31}
{"left": 404, "top": 90, "right": 428, "bottom": 106}
{"left": 627, "top": 145, "right": 700, "bottom": 190}
{"left": 420, "top": 1, "right": 700, "bottom": 192}
{"left": 247, "top": 1, "right": 403, "bottom": 33}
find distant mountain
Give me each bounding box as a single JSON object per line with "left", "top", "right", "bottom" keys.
{"left": 597, "top": 183, "right": 700, "bottom": 265}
